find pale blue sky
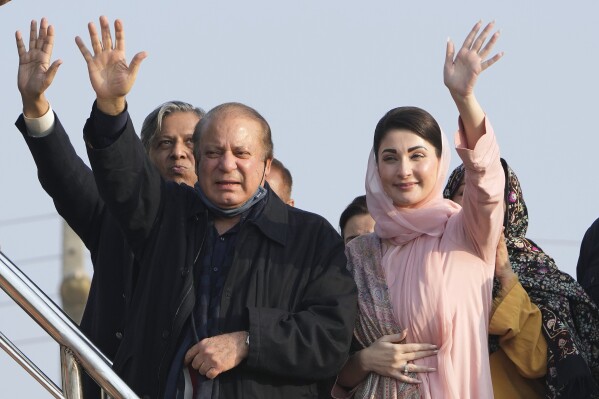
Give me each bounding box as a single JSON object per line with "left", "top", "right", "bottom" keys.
{"left": 1, "top": 0, "right": 598, "bottom": 396}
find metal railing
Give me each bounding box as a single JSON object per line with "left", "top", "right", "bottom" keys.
{"left": 0, "top": 251, "right": 139, "bottom": 398}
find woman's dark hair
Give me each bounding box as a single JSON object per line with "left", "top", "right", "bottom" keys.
{"left": 339, "top": 195, "right": 370, "bottom": 239}
{"left": 373, "top": 106, "right": 442, "bottom": 161}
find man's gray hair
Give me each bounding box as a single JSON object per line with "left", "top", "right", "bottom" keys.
{"left": 141, "top": 101, "right": 206, "bottom": 152}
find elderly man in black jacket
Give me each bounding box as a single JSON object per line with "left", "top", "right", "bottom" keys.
{"left": 15, "top": 18, "right": 204, "bottom": 399}
{"left": 73, "top": 16, "right": 357, "bottom": 398}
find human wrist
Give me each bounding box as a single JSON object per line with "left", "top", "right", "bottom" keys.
{"left": 498, "top": 271, "right": 518, "bottom": 292}
{"left": 237, "top": 331, "right": 249, "bottom": 360}
{"left": 450, "top": 91, "right": 477, "bottom": 108}
{"left": 96, "top": 96, "right": 126, "bottom": 116}
{"left": 355, "top": 348, "right": 371, "bottom": 373}
{"left": 22, "top": 94, "right": 49, "bottom": 118}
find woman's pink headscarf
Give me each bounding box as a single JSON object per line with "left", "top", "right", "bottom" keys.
{"left": 365, "top": 130, "right": 459, "bottom": 244}
{"left": 365, "top": 130, "right": 462, "bottom": 398}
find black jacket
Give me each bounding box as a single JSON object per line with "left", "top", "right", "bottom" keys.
{"left": 17, "top": 114, "right": 137, "bottom": 399}
{"left": 84, "top": 108, "right": 357, "bottom": 398}
{"left": 578, "top": 217, "right": 599, "bottom": 307}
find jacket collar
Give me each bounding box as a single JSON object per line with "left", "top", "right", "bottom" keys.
{"left": 249, "top": 186, "right": 288, "bottom": 246}
{"left": 187, "top": 184, "right": 288, "bottom": 246}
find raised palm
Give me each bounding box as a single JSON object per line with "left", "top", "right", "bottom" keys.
{"left": 444, "top": 21, "right": 503, "bottom": 98}
{"left": 16, "top": 18, "right": 61, "bottom": 101}
{"left": 76, "top": 16, "right": 146, "bottom": 103}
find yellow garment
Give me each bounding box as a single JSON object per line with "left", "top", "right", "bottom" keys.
{"left": 489, "top": 278, "right": 547, "bottom": 399}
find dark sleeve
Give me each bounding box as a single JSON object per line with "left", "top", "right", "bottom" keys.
{"left": 84, "top": 101, "right": 128, "bottom": 149}
{"left": 16, "top": 112, "right": 105, "bottom": 256}
{"left": 246, "top": 221, "right": 358, "bottom": 380}
{"left": 577, "top": 225, "right": 592, "bottom": 282}
{"left": 84, "top": 103, "right": 163, "bottom": 254}
{"left": 577, "top": 218, "right": 599, "bottom": 304}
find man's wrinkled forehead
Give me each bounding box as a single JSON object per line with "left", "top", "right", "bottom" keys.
{"left": 201, "top": 111, "right": 261, "bottom": 139}
{"left": 200, "top": 111, "right": 266, "bottom": 149}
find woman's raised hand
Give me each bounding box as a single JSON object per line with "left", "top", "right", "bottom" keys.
{"left": 359, "top": 330, "right": 438, "bottom": 384}
{"left": 444, "top": 21, "right": 503, "bottom": 100}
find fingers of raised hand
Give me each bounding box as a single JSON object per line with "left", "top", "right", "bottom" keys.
{"left": 46, "top": 59, "right": 62, "bottom": 79}
{"left": 128, "top": 51, "right": 148, "bottom": 76}
{"left": 471, "top": 21, "right": 495, "bottom": 53}
{"left": 458, "top": 21, "right": 500, "bottom": 60}
{"left": 114, "top": 19, "right": 126, "bottom": 52}
{"left": 28, "top": 19, "right": 37, "bottom": 51}
{"left": 477, "top": 28, "right": 499, "bottom": 59}
{"left": 445, "top": 38, "right": 455, "bottom": 67}
{"left": 75, "top": 36, "right": 94, "bottom": 64}
{"left": 481, "top": 50, "right": 504, "bottom": 72}
{"left": 37, "top": 18, "right": 49, "bottom": 50}
{"left": 17, "top": 19, "right": 54, "bottom": 61}
{"left": 22, "top": 18, "right": 48, "bottom": 53}
{"left": 100, "top": 16, "right": 113, "bottom": 52}
{"left": 460, "top": 20, "right": 483, "bottom": 52}
{"left": 87, "top": 21, "right": 103, "bottom": 55}
{"left": 41, "top": 25, "right": 55, "bottom": 55}
{"left": 469, "top": 22, "right": 503, "bottom": 70}
{"left": 15, "top": 30, "right": 26, "bottom": 57}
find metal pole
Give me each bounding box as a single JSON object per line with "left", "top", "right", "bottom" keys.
{"left": 0, "top": 251, "right": 139, "bottom": 399}
{"left": 61, "top": 221, "right": 90, "bottom": 324}
{"left": 0, "top": 331, "right": 65, "bottom": 399}
{"left": 61, "top": 345, "right": 83, "bottom": 399}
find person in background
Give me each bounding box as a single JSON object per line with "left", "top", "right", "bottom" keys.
{"left": 445, "top": 159, "right": 599, "bottom": 398}
{"left": 339, "top": 195, "right": 375, "bottom": 245}
{"left": 266, "top": 157, "right": 295, "bottom": 206}
{"left": 75, "top": 16, "right": 357, "bottom": 398}
{"left": 335, "top": 21, "right": 504, "bottom": 398}
{"left": 577, "top": 217, "right": 599, "bottom": 307}
{"left": 14, "top": 19, "right": 204, "bottom": 398}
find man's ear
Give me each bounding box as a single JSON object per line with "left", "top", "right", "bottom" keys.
{"left": 263, "top": 158, "right": 272, "bottom": 182}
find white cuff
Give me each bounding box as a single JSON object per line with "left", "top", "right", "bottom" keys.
{"left": 24, "top": 105, "right": 55, "bottom": 137}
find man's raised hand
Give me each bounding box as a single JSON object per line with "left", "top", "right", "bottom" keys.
{"left": 75, "top": 16, "right": 147, "bottom": 115}
{"left": 16, "top": 18, "right": 62, "bottom": 117}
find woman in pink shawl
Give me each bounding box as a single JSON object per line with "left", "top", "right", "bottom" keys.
{"left": 334, "top": 21, "right": 505, "bottom": 399}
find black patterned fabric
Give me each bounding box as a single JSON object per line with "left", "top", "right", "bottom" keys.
{"left": 444, "top": 159, "right": 599, "bottom": 398}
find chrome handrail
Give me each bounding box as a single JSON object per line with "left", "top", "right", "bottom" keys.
{"left": 0, "top": 251, "right": 139, "bottom": 398}
{"left": 61, "top": 346, "right": 83, "bottom": 399}
{"left": 0, "top": 331, "right": 65, "bottom": 399}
